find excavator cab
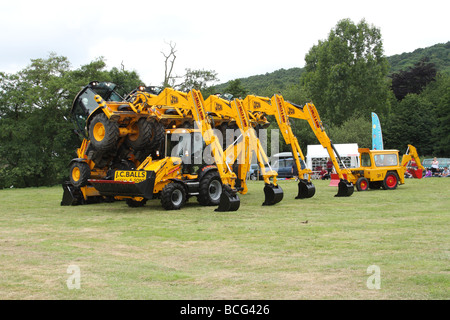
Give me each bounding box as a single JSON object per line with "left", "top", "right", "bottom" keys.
{"left": 70, "top": 81, "right": 123, "bottom": 138}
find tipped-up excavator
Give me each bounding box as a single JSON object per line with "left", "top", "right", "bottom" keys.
{"left": 62, "top": 84, "right": 240, "bottom": 211}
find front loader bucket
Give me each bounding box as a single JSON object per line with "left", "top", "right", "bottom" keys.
{"left": 262, "top": 183, "right": 284, "bottom": 206}
{"left": 215, "top": 186, "right": 240, "bottom": 212}
{"left": 295, "top": 179, "right": 316, "bottom": 199}
{"left": 335, "top": 179, "right": 354, "bottom": 197}
{"left": 89, "top": 171, "right": 156, "bottom": 199}
{"left": 61, "top": 182, "right": 83, "bottom": 206}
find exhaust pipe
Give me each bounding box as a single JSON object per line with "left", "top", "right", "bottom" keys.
{"left": 295, "top": 179, "right": 316, "bottom": 199}
{"left": 262, "top": 183, "right": 284, "bottom": 206}
{"left": 335, "top": 179, "right": 354, "bottom": 197}
{"left": 215, "top": 185, "right": 240, "bottom": 212}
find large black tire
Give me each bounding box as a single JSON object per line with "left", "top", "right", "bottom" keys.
{"left": 356, "top": 177, "right": 369, "bottom": 191}
{"left": 125, "top": 118, "right": 154, "bottom": 151}
{"left": 148, "top": 121, "right": 165, "bottom": 158}
{"left": 88, "top": 113, "right": 119, "bottom": 152}
{"left": 69, "top": 161, "right": 91, "bottom": 188}
{"left": 382, "top": 171, "right": 399, "bottom": 190}
{"left": 198, "top": 171, "right": 223, "bottom": 206}
{"left": 161, "top": 182, "right": 186, "bottom": 210}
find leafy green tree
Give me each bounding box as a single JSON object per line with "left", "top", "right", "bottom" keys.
{"left": 223, "top": 79, "right": 248, "bottom": 98}
{"left": 301, "top": 18, "right": 390, "bottom": 126}
{"left": 390, "top": 57, "right": 437, "bottom": 100}
{"left": 177, "top": 68, "right": 219, "bottom": 92}
{"left": 0, "top": 54, "right": 143, "bottom": 188}
{"left": 384, "top": 94, "right": 435, "bottom": 155}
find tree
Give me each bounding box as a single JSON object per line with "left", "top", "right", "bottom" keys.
{"left": 161, "top": 41, "right": 179, "bottom": 88}
{"left": 178, "top": 68, "right": 219, "bottom": 92}
{"left": 301, "top": 18, "right": 390, "bottom": 126}
{"left": 383, "top": 94, "right": 435, "bottom": 155}
{"left": 223, "top": 79, "right": 248, "bottom": 98}
{"left": 0, "top": 54, "right": 144, "bottom": 189}
{"left": 390, "top": 57, "right": 437, "bottom": 101}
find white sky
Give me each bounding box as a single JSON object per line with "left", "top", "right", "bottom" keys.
{"left": 1, "top": 0, "right": 448, "bottom": 86}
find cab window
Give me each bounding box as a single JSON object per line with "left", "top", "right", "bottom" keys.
{"left": 374, "top": 154, "right": 398, "bottom": 167}
{"left": 361, "top": 153, "right": 371, "bottom": 167}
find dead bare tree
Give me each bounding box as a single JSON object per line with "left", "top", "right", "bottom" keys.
{"left": 161, "top": 41, "right": 180, "bottom": 87}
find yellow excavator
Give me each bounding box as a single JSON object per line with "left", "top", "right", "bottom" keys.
{"left": 62, "top": 86, "right": 240, "bottom": 211}
{"left": 203, "top": 94, "right": 284, "bottom": 206}
{"left": 244, "top": 95, "right": 354, "bottom": 197}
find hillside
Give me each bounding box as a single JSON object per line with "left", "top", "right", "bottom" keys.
{"left": 213, "top": 41, "right": 450, "bottom": 94}
{"left": 387, "top": 41, "right": 450, "bottom": 74}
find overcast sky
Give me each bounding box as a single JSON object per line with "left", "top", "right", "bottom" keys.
{"left": 1, "top": 0, "right": 448, "bottom": 86}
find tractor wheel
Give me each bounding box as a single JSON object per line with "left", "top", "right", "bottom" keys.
{"left": 382, "top": 172, "right": 399, "bottom": 190}
{"left": 198, "top": 171, "right": 223, "bottom": 206}
{"left": 356, "top": 177, "right": 369, "bottom": 191}
{"left": 69, "top": 162, "right": 90, "bottom": 188}
{"left": 148, "top": 121, "right": 165, "bottom": 158}
{"left": 125, "top": 118, "right": 154, "bottom": 151}
{"left": 126, "top": 198, "right": 147, "bottom": 207}
{"left": 89, "top": 113, "right": 119, "bottom": 152}
{"left": 161, "top": 182, "right": 186, "bottom": 210}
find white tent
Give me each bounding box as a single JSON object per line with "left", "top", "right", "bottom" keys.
{"left": 306, "top": 143, "right": 360, "bottom": 171}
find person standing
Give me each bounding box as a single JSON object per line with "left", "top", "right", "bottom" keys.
{"left": 431, "top": 157, "right": 439, "bottom": 175}
{"left": 326, "top": 158, "right": 333, "bottom": 174}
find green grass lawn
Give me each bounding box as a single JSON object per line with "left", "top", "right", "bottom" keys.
{"left": 0, "top": 178, "right": 448, "bottom": 300}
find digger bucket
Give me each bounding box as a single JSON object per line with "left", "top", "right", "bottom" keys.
{"left": 295, "top": 179, "right": 316, "bottom": 199}
{"left": 335, "top": 179, "right": 354, "bottom": 197}
{"left": 215, "top": 186, "right": 240, "bottom": 212}
{"left": 262, "top": 183, "right": 284, "bottom": 206}
{"left": 89, "top": 171, "right": 156, "bottom": 199}
{"left": 61, "top": 182, "right": 83, "bottom": 206}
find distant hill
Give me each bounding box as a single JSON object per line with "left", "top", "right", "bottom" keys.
{"left": 387, "top": 41, "right": 450, "bottom": 75}
{"left": 213, "top": 41, "right": 450, "bottom": 95}
{"left": 213, "top": 67, "right": 305, "bottom": 95}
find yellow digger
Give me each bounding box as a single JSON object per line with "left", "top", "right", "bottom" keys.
{"left": 86, "top": 88, "right": 240, "bottom": 211}
{"left": 341, "top": 144, "right": 424, "bottom": 191}
{"left": 62, "top": 83, "right": 240, "bottom": 211}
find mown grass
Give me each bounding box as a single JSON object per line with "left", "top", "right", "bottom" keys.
{"left": 0, "top": 178, "right": 448, "bottom": 300}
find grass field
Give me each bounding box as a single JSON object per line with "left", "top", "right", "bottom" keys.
{"left": 0, "top": 178, "right": 448, "bottom": 300}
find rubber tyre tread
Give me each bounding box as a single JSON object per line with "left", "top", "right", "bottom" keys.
{"left": 161, "top": 182, "right": 186, "bottom": 210}
{"left": 69, "top": 162, "right": 91, "bottom": 188}
{"left": 198, "top": 171, "right": 222, "bottom": 206}
{"left": 382, "top": 171, "right": 399, "bottom": 190}
{"left": 147, "top": 121, "right": 165, "bottom": 156}
{"left": 126, "top": 118, "right": 154, "bottom": 151}
{"left": 356, "top": 177, "right": 369, "bottom": 191}
{"left": 89, "top": 113, "right": 119, "bottom": 152}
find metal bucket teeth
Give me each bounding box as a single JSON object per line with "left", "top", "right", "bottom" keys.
{"left": 335, "top": 179, "right": 354, "bottom": 197}
{"left": 295, "top": 179, "right": 316, "bottom": 199}
{"left": 215, "top": 187, "right": 240, "bottom": 212}
{"left": 262, "top": 183, "right": 284, "bottom": 206}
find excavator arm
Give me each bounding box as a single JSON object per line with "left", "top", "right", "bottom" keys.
{"left": 203, "top": 95, "right": 283, "bottom": 206}
{"left": 242, "top": 95, "right": 316, "bottom": 199}
{"left": 246, "top": 96, "right": 354, "bottom": 197}
{"left": 401, "top": 144, "right": 425, "bottom": 178}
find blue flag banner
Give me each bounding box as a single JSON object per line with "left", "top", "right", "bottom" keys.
{"left": 372, "top": 112, "right": 383, "bottom": 150}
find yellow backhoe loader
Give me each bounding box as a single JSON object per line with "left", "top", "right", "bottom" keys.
{"left": 86, "top": 88, "right": 240, "bottom": 211}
